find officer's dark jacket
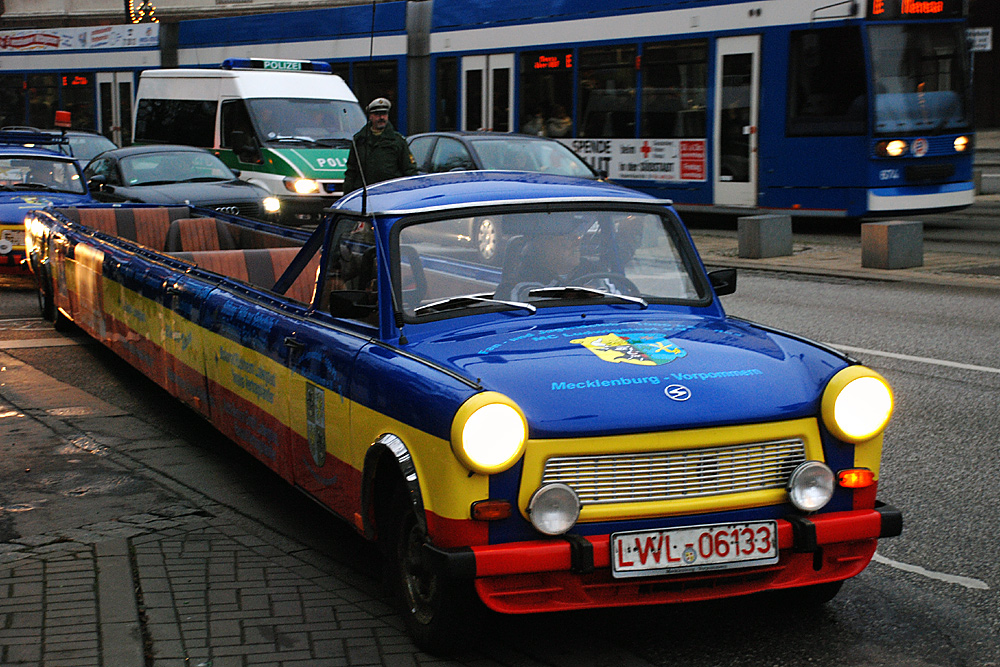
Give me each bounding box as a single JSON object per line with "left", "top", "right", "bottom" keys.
{"left": 343, "top": 121, "right": 417, "bottom": 195}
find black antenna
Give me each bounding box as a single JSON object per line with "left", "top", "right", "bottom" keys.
{"left": 344, "top": 108, "right": 369, "bottom": 216}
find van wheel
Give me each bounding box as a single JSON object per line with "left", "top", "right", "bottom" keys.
{"left": 383, "top": 490, "right": 482, "bottom": 655}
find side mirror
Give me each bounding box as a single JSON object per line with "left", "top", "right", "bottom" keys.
{"left": 87, "top": 174, "right": 107, "bottom": 192}
{"left": 708, "top": 268, "right": 737, "bottom": 296}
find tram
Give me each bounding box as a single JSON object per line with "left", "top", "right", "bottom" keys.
{"left": 0, "top": 0, "right": 975, "bottom": 218}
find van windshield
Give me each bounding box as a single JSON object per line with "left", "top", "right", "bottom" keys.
{"left": 246, "top": 99, "right": 366, "bottom": 146}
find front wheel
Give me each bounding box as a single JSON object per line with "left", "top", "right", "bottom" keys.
{"left": 384, "top": 492, "right": 482, "bottom": 654}
{"left": 35, "top": 266, "right": 55, "bottom": 321}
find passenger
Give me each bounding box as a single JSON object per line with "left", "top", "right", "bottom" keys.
{"left": 342, "top": 97, "right": 418, "bottom": 195}
{"left": 545, "top": 105, "right": 572, "bottom": 138}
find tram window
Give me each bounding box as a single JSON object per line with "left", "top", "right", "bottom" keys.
{"left": 641, "top": 41, "right": 708, "bottom": 139}
{"left": 578, "top": 46, "right": 637, "bottom": 138}
{"left": 27, "top": 74, "right": 59, "bottom": 128}
{"left": 61, "top": 73, "right": 96, "bottom": 130}
{"left": 0, "top": 74, "right": 27, "bottom": 127}
{"left": 787, "top": 27, "right": 867, "bottom": 136}
{"left": 436, "top": 57, "right": 458, "bottom": 131}
{"left": 353, "top": 61, "right": 399, "bottom": 127}
{"left": 519, "top": 50, "right": 573, "bottom": 137}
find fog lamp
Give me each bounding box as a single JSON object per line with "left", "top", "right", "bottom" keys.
{"left": 263, "top": 197, "right": 281, "bottom": 213}
{"left": 528, "top": 483, "right": 581, "bottom": 535}
{"left": 954, "top": 135, "right": 969, "bottom": 152}
{"left": 788, "top": 461, "right": 835, "bottom": 512}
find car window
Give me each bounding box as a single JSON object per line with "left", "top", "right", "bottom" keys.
{"left": 69, "top": 135, "right": 117, "bottom": 163}
{"left": 471, "top": 139, "right": 595, "bottom": 178}
{"left": 119, "top": 151, "right": 235, "bottom": 185}
{"left": 396, "top": 208, "right": 704, "bottom": 319}
{"left": 0, "top": 156, "right": 87, "bottom": 194}
{"left": 408, "top": 136, "right": 435, "bottom": 171}
{"left": 429, "top": 138, "right": 475, "bottom": 172}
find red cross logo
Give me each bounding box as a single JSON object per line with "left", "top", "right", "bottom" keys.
{"left": 641, "top": 141, "right": 651, "bottom": 158}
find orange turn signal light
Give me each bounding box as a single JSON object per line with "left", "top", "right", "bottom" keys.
{"left": 471, "top": 500, "right": 512, "bottom": 521}
{"left": 837, "top": 468, "right": 875, "bottom": 489}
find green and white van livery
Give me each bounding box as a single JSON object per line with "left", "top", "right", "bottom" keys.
{"left": 134, "top": 58, "right": 366, "bottom": 225}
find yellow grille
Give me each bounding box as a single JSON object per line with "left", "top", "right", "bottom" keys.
{"left": 540, "top": 439, "right": 806, "bottom": 505}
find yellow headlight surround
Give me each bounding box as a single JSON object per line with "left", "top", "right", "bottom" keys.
{"left": 821, "top": 366, "right": 893, "bottom": 443}
{"left": 451, "top": 391, "right": 527, "bottom": 475}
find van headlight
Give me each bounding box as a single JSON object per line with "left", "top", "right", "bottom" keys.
{"left": 283, "top": 177, "right": 320, "bottom": 195}
{"left": 451, "top": 392, "right": 527, "bottom": 474}
{"left": 821, "top": 366, "right": 893, "bottom": 443}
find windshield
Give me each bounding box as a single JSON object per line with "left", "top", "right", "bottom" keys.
{"left": 868, "top": 23, "right": 971, "bottom": 135}
{"left": 395, "top": 208, "right": 704, "bottom": 318}
{"left": 470, "top": 138, "right": 597, "bottom": 178}
{"left": 246, "top": 98, "right": 366, "bottom": 144}
{"left": 120, "top": 151, "right": 235, "bottom": 186}
{"left": 0, "top": 156, "right": 86, "bottom": 194}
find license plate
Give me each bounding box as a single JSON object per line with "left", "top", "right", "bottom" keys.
{"left": 611, "top": 520, "right": 778, "bottom": 578}
{"left": 1, "top": 229, "right": 24, "bottom": 246}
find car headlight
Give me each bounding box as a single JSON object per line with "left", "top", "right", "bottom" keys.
{"left": 263, "top": 196, "right": 281, "bottom": 213}
{"left": 821, "top": 366, "right": 893, "bottom": 443}
{"left": 283, "top": 177, "right": 320, "bottom": 195}
{"left": 451, "top": 392, "right": 527, "bottom": 474}
{"left": 787, "top": 461, "right": 835, "bottom": 512}
{"left": 954, "top": 135, "right": 969, "bottom": 152}
{"left": 528, "top": 483, "right": 581, "bottom": 535}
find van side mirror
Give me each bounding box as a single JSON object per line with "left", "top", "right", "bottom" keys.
{"left": 708, "top": 268, "right": 737, "bottom": 296}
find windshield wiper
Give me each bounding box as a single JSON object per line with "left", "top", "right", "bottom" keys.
{"left": 314, "top": 137, "right": 352, "bottom": 148}
{"left": 271, "top": 135, "right": 318, "bottom": 145}
{"left": 528, "top": 286, "right": 648, "bottom": 309}
{"left": 413, "top": 292, "right": 536, "bottom": 316}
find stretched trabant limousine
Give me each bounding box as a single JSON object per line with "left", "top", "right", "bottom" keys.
{"left": 24, "top": 171, "right": 902, "bottom": 652}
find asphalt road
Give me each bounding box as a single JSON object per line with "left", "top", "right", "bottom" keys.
{"left": 2, "top": 264, "right": 998, "bottom": 666}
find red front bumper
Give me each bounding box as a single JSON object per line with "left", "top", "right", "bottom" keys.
{"left": 0, "top": 251, "right": 28, "bottom": 275}
{"left": 425, "top": 503, "right": 902, "bottom": 614}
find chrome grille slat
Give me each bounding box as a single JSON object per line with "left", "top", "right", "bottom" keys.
{"left": 541, "top": 439, "right": 806, "bottom": 505}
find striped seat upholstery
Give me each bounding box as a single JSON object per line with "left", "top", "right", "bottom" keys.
{"left": 165, "top": 217, "right": 237, "bottom": 252}
{"left": 57, "top": 206, "right": 189, "bottom": 250}
{"left": 172, "top": 248, "right": 320, "bottom": 305}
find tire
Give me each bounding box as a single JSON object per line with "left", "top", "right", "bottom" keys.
{"left": 474, "top": 217, "right": 500, "bottom": 264}
{"left": 383, "top": 490, "right": 482, "bottom": 655}
{"left": 36, "top": 267, "right": 55, "bottom": 321}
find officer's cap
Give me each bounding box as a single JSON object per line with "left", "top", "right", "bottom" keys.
{"left": 366, "top": 98, "right": 392, "bottom": 114}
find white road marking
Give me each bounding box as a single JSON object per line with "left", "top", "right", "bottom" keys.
{"left": 0, "top": 338, "right": 84, "bottom": 350}
{"left": 873, "top": 552, "right": 990, "bottom": 590}
{"left": 828, "top": 343, "right": 1000, "bottom": 375}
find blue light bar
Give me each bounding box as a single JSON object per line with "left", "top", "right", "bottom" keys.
{"left": 221, "top": 58, "right": 332, "bottom": 73}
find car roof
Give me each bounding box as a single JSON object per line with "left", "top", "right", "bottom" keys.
{"left": 93, "top": 144, "right": 213, "bottom": 158}
{"left": 335, "top": 171, "right": 664, "bottom": 216}
{"left": 408, "top": 131, "right": 563, "bottom": 142}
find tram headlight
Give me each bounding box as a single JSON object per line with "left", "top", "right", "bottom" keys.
{"left": 954, "top": 135, "right": 970, "bottom": 152}
{"left": 875, "top": 140, "right": 907, "bottom": 158}
{"left": 821, "top": 366, "right": 893, "bottom": 443}
{"left": 451, "top": 392, "right": 527, "bottom": 474}
{"left": 283, "top": 177, "right": 320, "bottom": 195}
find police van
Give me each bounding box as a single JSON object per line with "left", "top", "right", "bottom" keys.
{"left": 133, "top": 58, "right": 366, "bottom": 224}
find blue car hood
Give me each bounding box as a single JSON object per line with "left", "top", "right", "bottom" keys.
{"left": 1, "top": 192, "right": 92, "bottom": 222}
{"left": 408, "top": 312, "right": 849, "bottom": 438}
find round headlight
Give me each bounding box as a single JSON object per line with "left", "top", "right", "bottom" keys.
{"left": 787, "top": 461, "right": 835, "bottom": 512}
{"left": 451, "top": 392, "right": 527, "bottom": 474}
{"left": 263, "top": 196, "right": 281, "bottom": 213}
{"left": 821, "top": 366, "right": 893, "bottom": 443}
{"left": 528, "top": 483, "right": 581, "bottom": 535}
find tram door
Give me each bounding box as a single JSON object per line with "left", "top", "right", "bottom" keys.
{"left": 713, "top": 36, "right": 760, "bottom": 208}
{"left": 96, "top": 72, "right": 133, "bottom": 146}
{"left": 461, "top": 54, "right": 514, "bottom": 132}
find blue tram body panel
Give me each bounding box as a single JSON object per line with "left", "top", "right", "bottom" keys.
{"left": 24, "top": 171, "right": 902, "bottom": 650}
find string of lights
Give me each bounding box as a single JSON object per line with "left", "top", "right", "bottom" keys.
{"left": 126, "top": 0, "right": 158, "bottom": 23}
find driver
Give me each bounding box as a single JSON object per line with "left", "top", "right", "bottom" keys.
{"left": 496, "top": 219, "right": 606, "bottom": 299}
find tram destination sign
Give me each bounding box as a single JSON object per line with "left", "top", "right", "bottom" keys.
{"left": 867, "top": 0, "right": 962, "bottom": 19}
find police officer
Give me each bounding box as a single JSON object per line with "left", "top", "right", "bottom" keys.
{"left": 342, "top": 97, "right": 417, "bottom": 195}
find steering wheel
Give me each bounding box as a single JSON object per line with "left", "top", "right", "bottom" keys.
{"left": 571, "top": 272, "right": 641, "bottom": 296}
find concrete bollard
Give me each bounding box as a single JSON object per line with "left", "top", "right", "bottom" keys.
{"left": 861, "top": 220, "right": 923, "bottom": 269}
{"left": 737, "top": 214, "right": 792, "bottom": 259}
